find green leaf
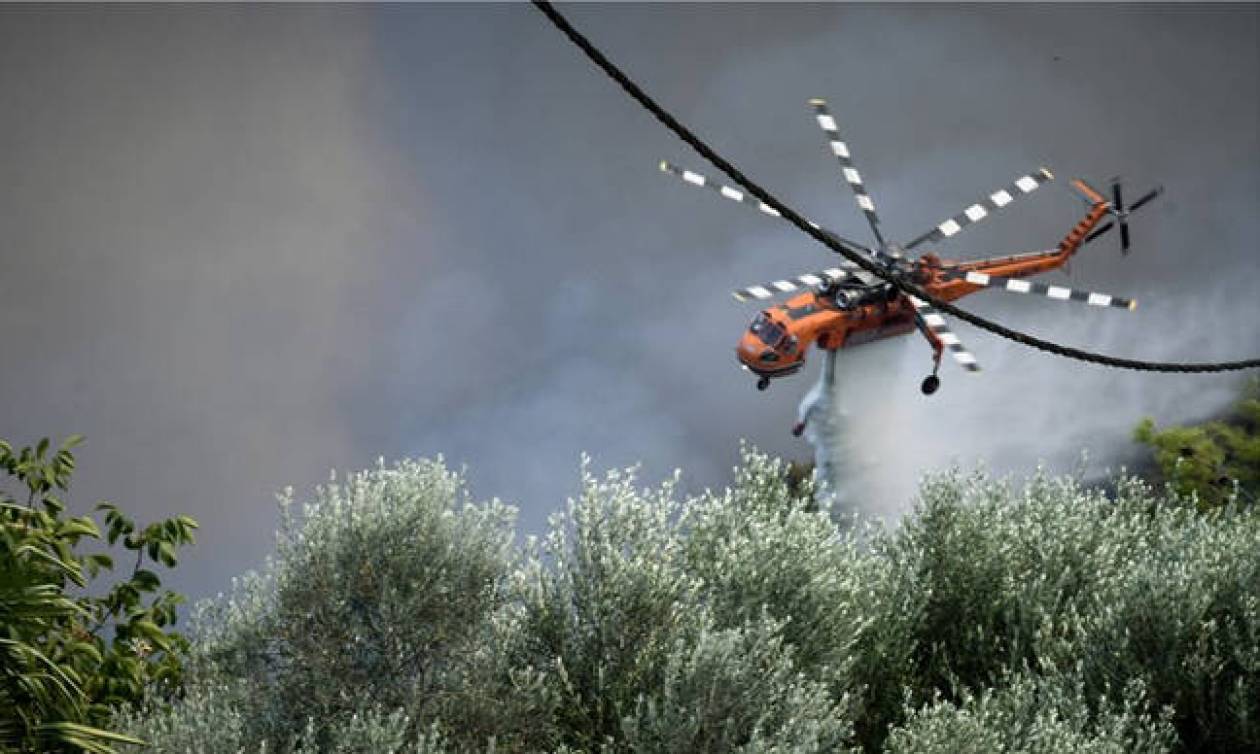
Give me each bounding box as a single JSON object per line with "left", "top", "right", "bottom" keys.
{"left": 129, "top": 619, "right": 166, "bottom": 643}
{"left": 131, "top": 569, "right": 161, "bottom": 592}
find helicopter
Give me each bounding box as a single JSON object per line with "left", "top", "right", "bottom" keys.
{"left": 661, "top": 98, "right": 1161, "bottom": 434}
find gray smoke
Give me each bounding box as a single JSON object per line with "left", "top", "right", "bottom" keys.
{"left": 0, "top": 5, "right": 1254, "bottom": 600}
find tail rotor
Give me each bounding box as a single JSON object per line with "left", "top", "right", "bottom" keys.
{"left": 1083, "top": 177, "right": 1163, "bottom": 254}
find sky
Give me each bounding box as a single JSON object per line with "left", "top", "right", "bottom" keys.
{"left": 1, "top": 3, "right": 1256, "bottom": 601}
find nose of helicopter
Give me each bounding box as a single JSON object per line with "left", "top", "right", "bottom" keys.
{"left": 736, "top": 333, "right": 803, "bottom": 376}
{"left": 736, "top": 333, "right": 763, "bottom": 368}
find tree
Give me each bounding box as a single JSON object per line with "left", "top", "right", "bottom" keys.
{"left": 1134, "top": 378, "right": 1260, "bottom": 509}
{"left": 0, "top": 435, "right": 196, "bottom": 752}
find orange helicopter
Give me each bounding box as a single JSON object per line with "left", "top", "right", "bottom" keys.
{"left": 661, "top": 98, "right": 1161, "bottom": 434}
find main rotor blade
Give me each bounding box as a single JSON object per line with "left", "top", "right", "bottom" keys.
{"left": 660, "top": 160, "right": 785, "bottom": 219}
{"left": 952, "top": 270, "right": 1136, "bottom": 310}
{"left": 1120, "top": 221, "right": 1131, "bottom": 252}
{"left": 732, "top": 267, "right": 860, "bottom": 302}
{"left": 810, "top": 98, "right": 888, "bottom": 250}
{"left": 908, "top": 296, "right": 981, "bottom": 372}
{"left": 904, "top": 167, "right": 1055, "bottom": 251}
{"left": 658, "top": 160, "right": 892, "bottom": 266}
{"left": 1112, "top": 181, "right": 1126, "bottom": 213}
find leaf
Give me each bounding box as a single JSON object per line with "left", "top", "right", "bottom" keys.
{"left": 130, "top": 569, "right": 161, "bottom": 592}
{"left": 58, "top": 517, "right": 101, "bottom": 540}
{"left": 129, "top": 619, "right": 167, "bottom": 644}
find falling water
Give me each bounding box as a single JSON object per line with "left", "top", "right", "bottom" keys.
{"left": 797, "top": 348, "right": 853, "bottom": 510}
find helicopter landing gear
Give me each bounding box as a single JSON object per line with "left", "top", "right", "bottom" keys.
{"left": 920, "top": 373, "right": 940, "bottom": 395}
{"left": 757, "top": 376, "right": 771, "bottom": 391}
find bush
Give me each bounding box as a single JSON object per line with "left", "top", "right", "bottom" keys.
{"left": 885, "top": 672, "right": 1177, "bottom": 754}
{"left": 1134, "top": 377, "right": 1260, "bottom": 509}
{"left": 513, "top": 456, "right": 855, "bottom": 752}
{"left": 119, "top": 449, "right": 1260, "bottom": 752}
{"left": 1, "top": 435, "right": 195, "bottom": 753}
{"left": 180, "top": 457, "right": 521, "bottom": 751}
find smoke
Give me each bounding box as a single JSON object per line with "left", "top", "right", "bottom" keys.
{"left": 0, "top": 6, "right": 425, "bottom": 598}
{"left": 691, "top": 4, "right": 1260, "bottom": 520}
{"left": 0, "top": 4, "right": 1253, "bottom": 600}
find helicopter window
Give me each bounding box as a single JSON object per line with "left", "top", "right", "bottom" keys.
{"left": 750, "top": 313, "right": 785, "bottom": 347}
{"left": 786, "top": 304, "right": 818, "bottom": 320}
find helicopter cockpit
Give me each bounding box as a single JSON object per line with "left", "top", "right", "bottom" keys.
{"left": 749, "top": 311, "right": 785, "bottom": 346}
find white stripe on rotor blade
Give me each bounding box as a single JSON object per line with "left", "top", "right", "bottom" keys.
{"left": 843, "top": 167, "right": 862, "bottom": 185}
{"left": 940, "top": 332, "right": 961, "bottom": 346}
{"left": 720, "top": 185, "right": 743, "bottom": 201}
{"left": 747, "top": 286, "right": 773, "bottom": 299}
{"left": 964, "top": 204, "right": 988, "bottom": 221}
{"left": 773, "top": 281, "right": 796, "bottom": 292}
{"left": 990, "top": 189, "right": 1013, "bottom": 207}
{"left": 799, "top": 274, "right": 823, "bottom": 286}
{"left": 955, "top": 352, "right": 978, "bottom": 365}
{"left": 1007, "top": 280, "right": 1031, "bottom": 293}
{"left": 857, "top": 195, "right": 875, "bottom": 211}
{"left": 1047, "top": 286, "right": 1071, "bottom": 300}
{"left": 830, "top": 140, "right": 850, "bottom": 158}
{"left": 683, "top": 170, "right": 705, "bottom": 186}
{"left": 1015, "top": 175, "right": 1039, "bottom": 193}
{"left": 939, "top": 219, "right": 962, "bottom": 237}
{"left": 824, "top": 268, "right": 846, "bottom": 279}
{"left": 923, "top": 313, "right": 947, "bottom": 328}
{"left": 1087, "top": 292, "right": 1113, "bottom": 307}
{"left": 758, "top": 203, "right": 781, "bottom": 217}
{"left": 816, "top": 114, "right": 838, "bottom": 131}
{"left": 965, "top": 271, "right": 991, "bottom": 285}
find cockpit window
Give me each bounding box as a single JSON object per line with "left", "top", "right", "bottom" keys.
{"left": 750, "top": 312, "right": 786, "bottom": 347}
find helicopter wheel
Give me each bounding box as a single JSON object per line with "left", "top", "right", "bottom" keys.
{"left": 920, "top": 374, "right": 940, "bottom": 395}
{"left": 757, "top": 376, "right": 770, "bottom": 391}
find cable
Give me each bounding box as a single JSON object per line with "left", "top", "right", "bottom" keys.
{"left": 532, "top": 0, "right": 1260, "bottom": 373}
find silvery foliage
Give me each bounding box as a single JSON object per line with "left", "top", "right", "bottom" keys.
{"left": 118, "top": 449, "right": 1258, "bottom": 752}
{"left": 884, "top": 672, "right": 1178, "bottom": 753}
{"left": 113, "top": 681, "right": 258, "bottom": 754}
{"left": 857, "top": 468, "right": 1260, "bottom": 751}
{"left": 513, "top": 451, "right": 857, "bottom": 752}
{"left": 115, "top": 683, "right": 457, "bottom": 754}
{"left": 146, "top": 457, "right": 521, "bottom": 751}
{"left": 618, "top": 613, "right": 852, "bottom": 753}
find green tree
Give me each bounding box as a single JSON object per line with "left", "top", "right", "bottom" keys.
{"left": 1134, "top": 378, "right": 1260, "bottom": 509}
{"left": 0, "top": 435, "right": 196, "bottom": 752}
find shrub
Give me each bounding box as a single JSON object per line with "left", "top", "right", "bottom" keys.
{"left": 1, "top": 435, "right": 195, "bottom": 753}
{"left": 118, "top": 449, "right": 1259, "bottom": 752}
{"left": 166, "top": 457, "right": 521, "bottom": 751}
{"left": 1134, "top": 377, "right": 1260, "bottom": 509}
{"left": 885, "top": 672, "right": 1178, "bottom": 753}
{"left": 513, "top": 455, "right": 855, "bottom": 752}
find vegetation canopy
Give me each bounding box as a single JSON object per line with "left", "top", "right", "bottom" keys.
{"left": 116, "top": 448, "right": 1257, "bottom": 753}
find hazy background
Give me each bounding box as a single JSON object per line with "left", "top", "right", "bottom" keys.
{"left": 1, "top": 4, "right": 1255, "bottom": 600}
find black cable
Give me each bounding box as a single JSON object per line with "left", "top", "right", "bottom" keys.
{"left": 532, "top": 0, "right": 1260, "bottom": 373}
